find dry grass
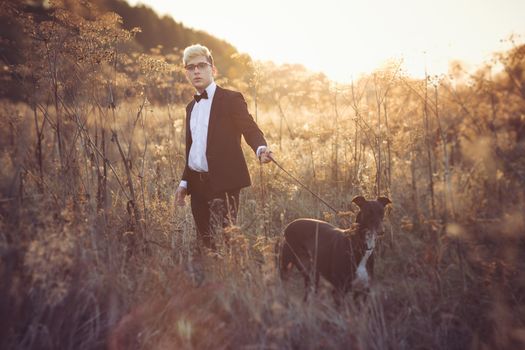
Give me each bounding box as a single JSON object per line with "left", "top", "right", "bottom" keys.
{"left": 1, "top": 132, "right": 523, "bottom": 349}
{"left": 1, "top": 95, "right": 524, "bottom": 349}
{"left": 1, "top": 1, "right": 525, "bottom": 348}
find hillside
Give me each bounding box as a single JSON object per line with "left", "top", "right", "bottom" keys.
{"left": 0, "top": 0, "right": 251, "bottom": 101}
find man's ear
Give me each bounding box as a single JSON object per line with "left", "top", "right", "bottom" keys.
{"left": 352, "top": 196, "right": 367, "bottom": 208}
{"left": 377, "top": 197, "right": 392, "bottom": 207}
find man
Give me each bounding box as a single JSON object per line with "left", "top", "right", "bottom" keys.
{"left": 175, "top": 44, "right": 272, "bottom": 250}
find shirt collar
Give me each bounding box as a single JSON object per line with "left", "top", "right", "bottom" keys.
{"left": 201, "top": 81, "right": 217, "bottom": 100}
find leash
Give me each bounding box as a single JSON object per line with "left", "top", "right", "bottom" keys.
{"left": 269, "top": 157, "right": 339, "bottom": 214}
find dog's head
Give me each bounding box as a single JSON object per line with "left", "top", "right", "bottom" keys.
{"left": 352, "top": 196, "right": 392, "bottom": 249}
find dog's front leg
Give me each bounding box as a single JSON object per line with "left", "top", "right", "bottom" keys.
{"left": 367, "top": 254, "right": 375, "bottom": 279}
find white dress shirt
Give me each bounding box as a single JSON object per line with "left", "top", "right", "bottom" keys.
{"left": 188, "top": 81, "right": 216, "bottom": 172}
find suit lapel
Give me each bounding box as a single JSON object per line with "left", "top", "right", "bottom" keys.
{"left": 185, "top": 100, "right": 195, "bottom": 148}
{"left": 206, "top": 85, "right": 223, "bottom": 152}
{"left": 186, "top": 100, "right": 195, "bottom": 122}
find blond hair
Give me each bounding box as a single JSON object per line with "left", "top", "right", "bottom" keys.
{"left": 183, "top": 44, "right": 214, "bottom": 66}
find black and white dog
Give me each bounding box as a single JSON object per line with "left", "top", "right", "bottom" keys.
{"left": 279, "top": 196, "right": 391, "bottom": 301}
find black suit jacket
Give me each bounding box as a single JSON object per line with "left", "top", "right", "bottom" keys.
{"left": 182, "top": 85, "right": 267, "bottom": 194}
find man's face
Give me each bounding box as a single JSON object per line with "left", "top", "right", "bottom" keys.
{"left": 184, "top": 55, "right": 214, "bottom": 92}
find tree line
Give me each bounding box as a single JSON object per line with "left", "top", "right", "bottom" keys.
{"left": 0, "top": 0, "right": 252, "bottom": 102}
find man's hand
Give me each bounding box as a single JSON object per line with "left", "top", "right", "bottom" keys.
{"left": 259, "top": 147, "right": 273, "bottom": 164}
{"left": 175, "top": 186, "right": 187, "bottom": 206}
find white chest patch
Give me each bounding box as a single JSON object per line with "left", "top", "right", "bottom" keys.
{"left": 352, "top": 249, "right": 372, "bottom": 289}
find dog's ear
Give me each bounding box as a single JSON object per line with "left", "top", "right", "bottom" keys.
{"left": 352, "top": 196, "right": 367, "bottom": 208}
{"left": 377, "top": 197, "right": 392, "bottom": 207}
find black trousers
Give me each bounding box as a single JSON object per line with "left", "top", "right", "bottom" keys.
{"left": 188, "top": 169, "right": 240, "bottom": 250}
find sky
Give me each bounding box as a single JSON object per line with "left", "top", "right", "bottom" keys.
{"left": 126, "top": 0, "right": 525, "bottom": 82}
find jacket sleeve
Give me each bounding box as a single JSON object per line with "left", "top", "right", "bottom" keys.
{"left": 182, "top": 164, "right": 190, "bottom": 182}
{"left": 181, "top": 102, "right": 194, "bottom": 182}
{"left": 230, "top": 91, "right": 267, "bottom": 154}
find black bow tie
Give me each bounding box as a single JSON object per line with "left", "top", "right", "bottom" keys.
{"left": 194, "top": 90, "right": 208, "bottom": 103}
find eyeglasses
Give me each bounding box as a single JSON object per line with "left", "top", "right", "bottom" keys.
{"left": 185, "top": 62, "right": 211, "bottom": 72}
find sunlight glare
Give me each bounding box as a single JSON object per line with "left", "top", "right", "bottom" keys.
{"left": 127, "top": 0, "right": 525, "bottom": 81}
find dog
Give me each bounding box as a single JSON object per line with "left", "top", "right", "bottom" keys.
{"left": 278, "top": 196, "right": 391, "bottom": 301}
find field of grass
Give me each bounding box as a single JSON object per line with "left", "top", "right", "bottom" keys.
{"left": 1, "top": 1, "right": 524, "bottom": 349}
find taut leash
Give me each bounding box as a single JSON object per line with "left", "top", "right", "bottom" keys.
{"left": 269, "top": 157, "right": 339, "bottom": 214}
